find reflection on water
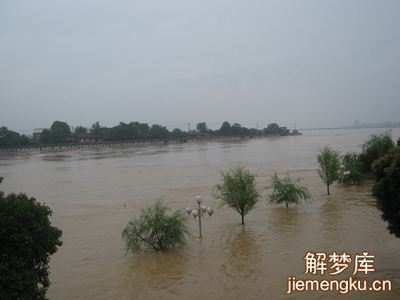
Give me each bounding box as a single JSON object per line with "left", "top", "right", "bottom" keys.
{"left": 1, "top": 128, "right": 400, "bottom": 300}
{"left": 221, "top": 227, "right": 261, "bottom": 274}
{"left": 125, "top": 250, "right": 188, "bottom": 299}
{"left": 218, "top": 227, "right": 263, "bottom": 299}
{"left": 320, "top": 196, "right": 345, "bottom": 242}
{"left": 267, "top": 207, "right": 303, "bottom": 238}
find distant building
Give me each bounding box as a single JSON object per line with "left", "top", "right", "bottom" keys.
{"left": 291, "top": 129, "right": 302, "bottom": 136}
{"left": 75, "top": 133, "right": 101, "bottom": 143}
{"left": 32, "top": 129, "right": 45, "bottom": 144}
{"left": 264, "top": 123, "right": 290, "bottom": 136}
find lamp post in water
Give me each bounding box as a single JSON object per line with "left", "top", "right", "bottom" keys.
{"left": 185, "top": 195, "right": 214, "bottom": 238}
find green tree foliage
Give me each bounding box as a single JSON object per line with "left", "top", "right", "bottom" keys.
{"left": 40, "top": 121, "right": 72, "bottom": 144}
{"left": 263, "top": 123, "right": 280, "bottom": 135}
{"left": 263, "top": 123, "right": 290, "bottom": 136}
{"left": 317, "top": 146, "right": 341, "bottom": 195}
{"left": 231, "top": 123, "right": 249, "bottom": 136}
{"left": 217, "top": 122, "right": 252, "bottom": 136}
{"left": 215, "top": 166, "right": 260, "bottom": 225}
{"left": 0, "top": 127, "right": 30, "bottom": 147}
{"left": 90, "top": 121, "right": 105, "bottom": 140}
{"left": 372, "top": 148, "right": 400, "bottom": 237}
{"left": 0, "top": 180, "right": 62, "bottom": 300}
{"left": 39, "top": 129, "right": 52, "bottom": 144}
{"left": 122, "top": 201, "right": 188, "bottom": 252}
{"left": 359, "top": 133, "right": 395, "bottom": 173}
{"left": 133, "top": 122, "right": 150, "bottom": 139}
{"left": 5, "top": 120, "right": 293, "bottom": 146}
{"left": 73, "top": 126, "right": 88, "bottom": 137}
{"left": 108, "top": 122, "right": 135, "bottom": 140}
{"left": 87, "top": 121, "right": 180, "bottom": 141}
{"left": 339, "top": 152, "right": 364, "bottom": 185}
{"left": 268, "top": 173, "right": 312, "bottom": 208}
{"left": 219, "top": 121, "right": 232, "bottom": 135}
{"left": 196, "top": 122, "right": 208, "bottom": 134}
{"left": 49, "top": 121, "right": 71, "bottom": 143}
{"left": 171, "top": 128, "right": 186, "bottom": 138}
{"left": 149, "top": 124, "right": 169, "bottom": 139}
{"left": 20, "top": 134, "right": 30, "bottom": 145}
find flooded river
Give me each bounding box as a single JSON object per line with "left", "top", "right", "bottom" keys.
{"left": 1, "top": 128, "right": 400, "bottom": 299}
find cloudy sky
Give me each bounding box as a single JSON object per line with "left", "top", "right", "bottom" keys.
{"left": 1, "top": 0, "right": 399, "bottom": 133}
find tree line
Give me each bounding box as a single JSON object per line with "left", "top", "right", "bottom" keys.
{"left": 0, "top": 121, "right": 295, "bottom": 146}
{"left": 0, "top": 127, "right": 30, "bottom": 147}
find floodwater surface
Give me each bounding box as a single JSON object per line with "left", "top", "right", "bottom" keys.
{"left": 1, "top": 128, "right": 400, "bottom": 299}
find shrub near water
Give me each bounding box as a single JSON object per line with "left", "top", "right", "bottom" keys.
{"left": 268, "top": 173, "right": 312, "bottom": 208}
{"left": 122, "top": 201, "right": 189, "bottom": 252}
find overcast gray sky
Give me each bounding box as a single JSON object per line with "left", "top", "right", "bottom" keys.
{"left": 1, "top": 0, "right": 399, "bottom": 133}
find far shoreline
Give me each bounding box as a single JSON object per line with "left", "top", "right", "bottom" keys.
{"left": 0, "top": 133, "right": 302, "bottom": 154}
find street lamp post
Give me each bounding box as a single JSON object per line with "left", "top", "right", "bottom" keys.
{"left": 185, "top": 195, "right": 214, "bottom": 238}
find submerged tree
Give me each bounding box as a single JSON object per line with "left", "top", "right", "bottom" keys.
{"left": 0, "top": 179, "right": 62, "bottom": 300}
{"left": 215, "top": 166, "right": 260, "bottom": 225}
{"left": 122, "top": 201, "right": 189, "bottom": 252}
{"left": 268, "top": 173, "right": 312, "bottom": 208}
{"left": 339, "top": 152, "right": 364, "bottom": 185}
{"left": 317, "top": 146, "right": 341, "bottom": 195}
{"left": 372, "top": 148, "right": 400, "bottom": 237}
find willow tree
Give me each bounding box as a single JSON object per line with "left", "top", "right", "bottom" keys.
{"left": 268, "top": 173, "right": 312, "bottom": 208}
{"left": 215, "top": 166, "right": 260, "bottom": 225}
{"left": 317, "top": 146, "right": 341, "bottom": 195}
{"left": 122, "top": 201, "right": 188, "bottom": 252}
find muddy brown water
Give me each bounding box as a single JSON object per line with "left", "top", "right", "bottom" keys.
{"left": 1, "top": 128, "right": 400, "bottom": 300}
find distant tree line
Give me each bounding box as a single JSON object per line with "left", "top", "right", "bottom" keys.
{"left": 0, "top": 121, "right": 297, "bottom": 146}
{"left": 0, "top": 127, "right": 30, "bottom": 147}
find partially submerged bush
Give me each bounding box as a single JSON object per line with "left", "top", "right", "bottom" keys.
{"left": 339, "top": 152, "right": 364, "bottom": 185}
{"left": 122, "top": 201, "right": 189, "bottom": 252}
{"left": 268, "top": 173, "right": 312, "bottom": 208}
